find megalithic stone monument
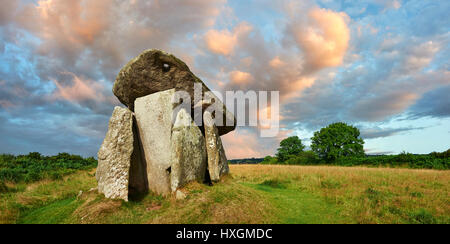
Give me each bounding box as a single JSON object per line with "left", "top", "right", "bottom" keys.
{"left": 96, "top": 49, "right": 236, "bottom": 201}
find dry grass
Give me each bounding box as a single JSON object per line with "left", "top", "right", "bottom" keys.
{"left": 1, "top": 165, "right": 448, "bottom": 224}
{"left": 73, "top": 191, "right": 123, "bottom": 224}
{"left": 230, "top": 165, "right": 450, "bottom": 223}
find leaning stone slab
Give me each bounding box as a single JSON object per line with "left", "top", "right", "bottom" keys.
{"left": 97, "top": 106, "right": 145, "bottom": 201}
{"left": 204, "top": 111, "right": 230, "bottom": 182}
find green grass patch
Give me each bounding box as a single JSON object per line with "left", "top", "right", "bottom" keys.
{"left": 18, "top": 197, "right": 82, "bottom": 224}
{"left": 246, "top": 181, "right": 351, "bottom": 224}
{"left": 259, "top": 179, "right": 289, "bottom": 189}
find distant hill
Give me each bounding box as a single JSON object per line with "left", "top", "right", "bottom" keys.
{"left": 228, "top": 158, "right": 264, "bottom": 164}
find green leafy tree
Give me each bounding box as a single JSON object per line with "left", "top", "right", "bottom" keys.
{"left": 311, "top": 122, "right": 365, "bottom": 161}
{"left": 276, "top": 136, "right": 305, "bottom": 162}
{"left": 261, "top": 156, "right": 278, "bottom": 165}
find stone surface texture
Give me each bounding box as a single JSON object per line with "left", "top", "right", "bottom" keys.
{"left": 97, "top": 49, "right": 236, "bottom": 200}
{"left": 135, "top": 90, "right": 174, "bottom": 196}
{"left": 96, "top": 107, "right": 135, "bottom": 201}
{"left": 113, "top": 49, "right": 235, "bottom": 135}
{"left": 170, "top": 108, "right": 207, "bottom": 191}
{"left": 135, "top": 89, "right": 208, "bottom": 195}
{"left": 204, "top": 111, "right": 230, "bottom": 182}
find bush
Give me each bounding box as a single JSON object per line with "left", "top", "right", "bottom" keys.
{"left": 296, "top": 151, "right": 319, "bottom": 165}
{"left": 430, "top": 149, "right": 450, "bottom": 159}
{"left": 333, "top": 154, "right": 449, "bottom": 170}
{"left": 0, "top": 153, "right": 98, "bottom": 183}
{"left": 264, "top": 150, "right": 449, "bottom": 170}
{"left": 261, "top": 156, "right": 278, "bottom": 165}
{"left": 0, "top": 180, "right": 8, "bottom": 193}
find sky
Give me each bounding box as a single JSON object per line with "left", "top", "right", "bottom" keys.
{"left": 0, "top": 0, "right": 449, "bottom": 159}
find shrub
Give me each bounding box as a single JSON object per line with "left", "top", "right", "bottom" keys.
{"left": 261, "top": 156, "right": 278, "bottom": 165}
{"left": 27, "top": 152, "right": 42, "bottom": 160}
{"left": 408, "top": 209, "right": 438, "bottom": 224}
{"left": 267, "top": 150, "right": 449, "bottom": 170}
{"left": 0, "top": 180, "right": 8, "bottom": 193}
{"left": 0, "top": 153, "right": 98, "bottom": 183}
{"left": 430, "top": 149, "right": 450, "bottom": 159}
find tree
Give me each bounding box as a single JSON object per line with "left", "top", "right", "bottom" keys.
{"left": 261, "top": 156, "right": 278, "bottom": 165}
{"left": 311, "top": 122, "right": 365, "bottom": 161}
{"left": 276, "top": 136, "right": 305, "bottom": 162}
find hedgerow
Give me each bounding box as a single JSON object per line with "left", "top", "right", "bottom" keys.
{"left": 0, "top": 152, "right": 97, "bottom": 183}
{"left": 262, "top": 150, "right": 449, "bottom": 170}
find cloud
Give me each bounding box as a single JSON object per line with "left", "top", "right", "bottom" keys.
{"left": 12, "top": 0, "right": 228, "bottom": 82}
{"left": 221, "top": 127, "right": 291, "bottom": 159}
{"left": 375, "top": 0, "right": 402, "bottom": 10}
{"left": 408, "top": 85, "right": 450, "bottom": 119}
{"left": 229, "top": 70, "right": 254, "bottom": 85}
{"left": 351, "top": 91, "right": 419, "bottom": 121}
{"left": 204, "top": 22, "right": 252, "bottom": 56}
{"left": 360, "top": 126, "right": 425, "bottom": 139}
{"left": 398, "top": 41, "right": 440, "bottom": 75}
{"left": 0, "top": 1, "right": 18, "bottom": 25}
{"left": 0, "top": 0, "right": 449, "bottom": 158}
{"left": 50, "top": 72, "right": 105, "bottom": 103}
{"left": 0, "top": 100, "right": 15, "bottom": 109}
{"left": 291, "top": 8, "right": 350, "bottom": 72}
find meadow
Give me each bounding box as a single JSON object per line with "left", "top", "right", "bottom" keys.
{"left": 1, "top": 163, "right": 448, "bottom": 224}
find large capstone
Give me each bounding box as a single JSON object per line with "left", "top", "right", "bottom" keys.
{"left": 96, "top": 107, "right": 147, "bottom": 201}
{"left": 134, "top": 89, "right": 208, "bottom": 196}
{"left": 204, "top": 111, "right": 230, "bottom": 182}
{"left": 113, "top": 49, "right": 235, "bottom": 136}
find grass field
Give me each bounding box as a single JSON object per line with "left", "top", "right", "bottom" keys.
{"left": 1, "top": 165, "right": 448, "bottom": 224}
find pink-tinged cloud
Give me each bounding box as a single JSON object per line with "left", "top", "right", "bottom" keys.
{"left": 229, "top": 70, "right": 254, "bottom": 85}
{"left": 51, "top": 72, "right": 105, "bottom": 103}
{"left": 222, "top": 128, "right": 293, "bottom": 159}
{"left": 401, "top": 41, "right": 440, "bottom": 74}
{"left": 269, "top": 56, "right": 285, "bottom": 68}
{"left": 294, "top": 8, "right": 350, "bottom": 71}
{"left": 33, "top": 0, "right": 112, "bottom": 45}
{"left": 221, "top": 131, "right": 263, "bottom": 159}
{"left": 204, "top": 22, "right": 252, "bottom": 56}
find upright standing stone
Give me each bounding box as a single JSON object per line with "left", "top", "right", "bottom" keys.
{"left": 204, "top": 111, "right": 230, "bottom": 182}
{"left": 135, "top": 90, "right": 174, "bottom": 195}
{"left": 170, "top": 108, "right": 207, "bottom": 191}
{"left": 97, "top": 107, "right": 136, "bottom": 201}
{"left": 135, "top": 89, "right": 208, "bottom": 195}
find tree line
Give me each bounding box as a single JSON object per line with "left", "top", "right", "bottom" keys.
{"left": 262, "top": 122, "right": 449, "bottom": 170}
